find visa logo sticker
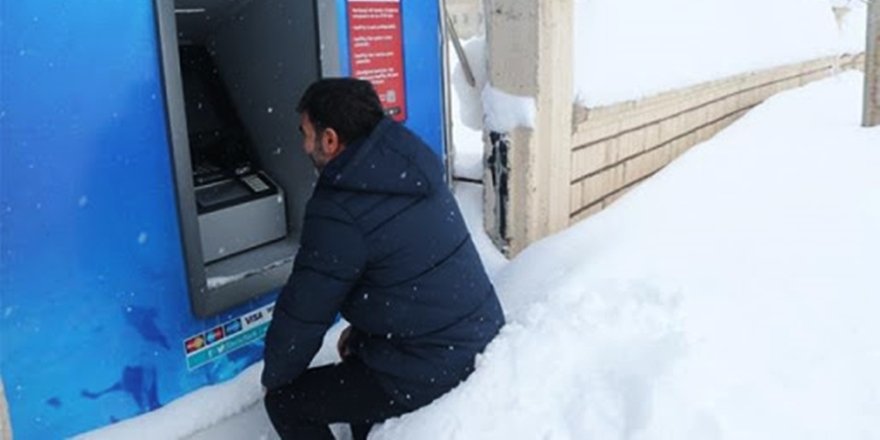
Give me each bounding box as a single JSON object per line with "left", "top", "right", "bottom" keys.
{"left": 182, "top": 303, "right": 274, "bottom": 370}
{"left": 243, "top": 311, "right": 263, "bottom": 327}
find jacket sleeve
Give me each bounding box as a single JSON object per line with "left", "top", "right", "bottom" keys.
{"left": 261, "top": 197, "right": 366, "bottom": 390}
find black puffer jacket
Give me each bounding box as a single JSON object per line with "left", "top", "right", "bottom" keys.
{"left": 261, "top": 118, "right": 504, "bottom": 408}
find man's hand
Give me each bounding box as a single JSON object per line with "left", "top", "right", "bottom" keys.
{"left": 337, "top": 325, "right": 353, "bottom": 359}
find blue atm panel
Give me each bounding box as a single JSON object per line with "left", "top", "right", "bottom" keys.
{"left": 0, "top": 0, "right": 447, "bottom": 437}
{"left": 0, "top": 1, "right": 278, "bottom": 437}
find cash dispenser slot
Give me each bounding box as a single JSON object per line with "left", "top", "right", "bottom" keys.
{"left": 195, "top": 172, "right": 286, "bottom": 264}
{"left": 155, "top": 0, "right": 322, "bottom": 317}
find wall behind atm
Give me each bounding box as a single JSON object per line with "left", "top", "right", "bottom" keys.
{"left": 0, "top": 0, "right": 447, "bottom": 438}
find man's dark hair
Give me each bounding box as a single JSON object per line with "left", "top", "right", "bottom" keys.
{"left": 297, "top": 78, "right": 385, "bottom": 145}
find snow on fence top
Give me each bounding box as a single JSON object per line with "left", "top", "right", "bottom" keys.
{"left": 573, "top": 0, "right": 867, "bottom": 107}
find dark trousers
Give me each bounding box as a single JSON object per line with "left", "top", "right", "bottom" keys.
{"left": 264, "top": 358, "right": 411, "bottom": 440}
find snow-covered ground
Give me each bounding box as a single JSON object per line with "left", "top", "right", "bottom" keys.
{"left": 83, "top": 70, "right": 880, "bottom": 439}
{"left": 573, "top": 0, "right": 868, "bottom": 106}
{"left": 374, "top": 72, "right": 880, "bottom": 439}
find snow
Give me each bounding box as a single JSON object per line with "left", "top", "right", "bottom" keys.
{"left": 206, "top": 274, "right": 248, "bottom": 290}
{"left": 76, "top": 363, "right": 267, "bottom": 440}
{"left": 77, "top": 324, "right": 350, "bottom": 440}
{"left": 206, "top": 257, "right": 295, "bottom": 289}
{"left": 574, "top": 0, "right": 866, "bottom": 107}
{"left": 449, "top": 36, "right": 535, "bottom": 151}
{"left": 481, "top": 86, "right": 536, "bottom": 133}
{"left": 373, "top": 281, "right": 683, "bottom": 440}
{"left": 453, "top": 182, "right": 507, "bottom": 278}
{"left": 451, "top": 0, "right": 868, "bottom": 179}
{"left": 371, "top": 72, "right": 880, "bottom": 439}
{"left": 449, "top": 37, "right": 536, "bottom": 135}
{"left": 449, "top": 37, "right": 488, "bottom": 180}
{"left": 836, "top": 1, "right": 869, "bottom": 53}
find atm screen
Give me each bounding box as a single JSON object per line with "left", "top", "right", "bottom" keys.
{"left": 179, "top": 44, "right": 254, "bottom": 186}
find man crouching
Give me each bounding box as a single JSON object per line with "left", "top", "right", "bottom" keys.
{"left": 262, "top": 78, "right": 504, "bottom": 440}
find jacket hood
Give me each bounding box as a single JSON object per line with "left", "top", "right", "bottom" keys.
{"left": 318, "top": 118, "right": 441, "bottom": 196}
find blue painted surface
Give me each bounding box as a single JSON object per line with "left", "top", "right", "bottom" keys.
{"left": 0, "top": 0, "right": 446, "bottom": 437}
{"left": 400, "top": 0, "right": 448, "bottom": 161}
{"left": 0, "top": 1, "right": 273, "bottom": 438}
{"left": 336, "top": 0, "right": 352, "bottom": 76}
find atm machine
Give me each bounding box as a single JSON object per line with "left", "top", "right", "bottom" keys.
{"left": 0, "top": 0, "right": 449, "bottom": 437}
{"left": 164, "top": 0, "right": 322, "bottom": 318}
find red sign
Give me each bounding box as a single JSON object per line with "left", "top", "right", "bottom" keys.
{"left": 347, "top": 0, "right": 407, "bottom": 122}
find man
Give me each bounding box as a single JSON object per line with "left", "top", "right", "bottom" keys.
{"left": 262, "top": 78, "right": 504, "bottom": 440}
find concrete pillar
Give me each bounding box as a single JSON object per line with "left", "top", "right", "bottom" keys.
{"left": 865, "top": 0, "right": 880, "bottom": 127}
{"left": 483, "top": 0, "right": 574, "bottom": 256}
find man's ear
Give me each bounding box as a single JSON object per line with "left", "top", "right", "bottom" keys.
{"left": 321, "top": 127, "right": 342, "bottom": 156}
